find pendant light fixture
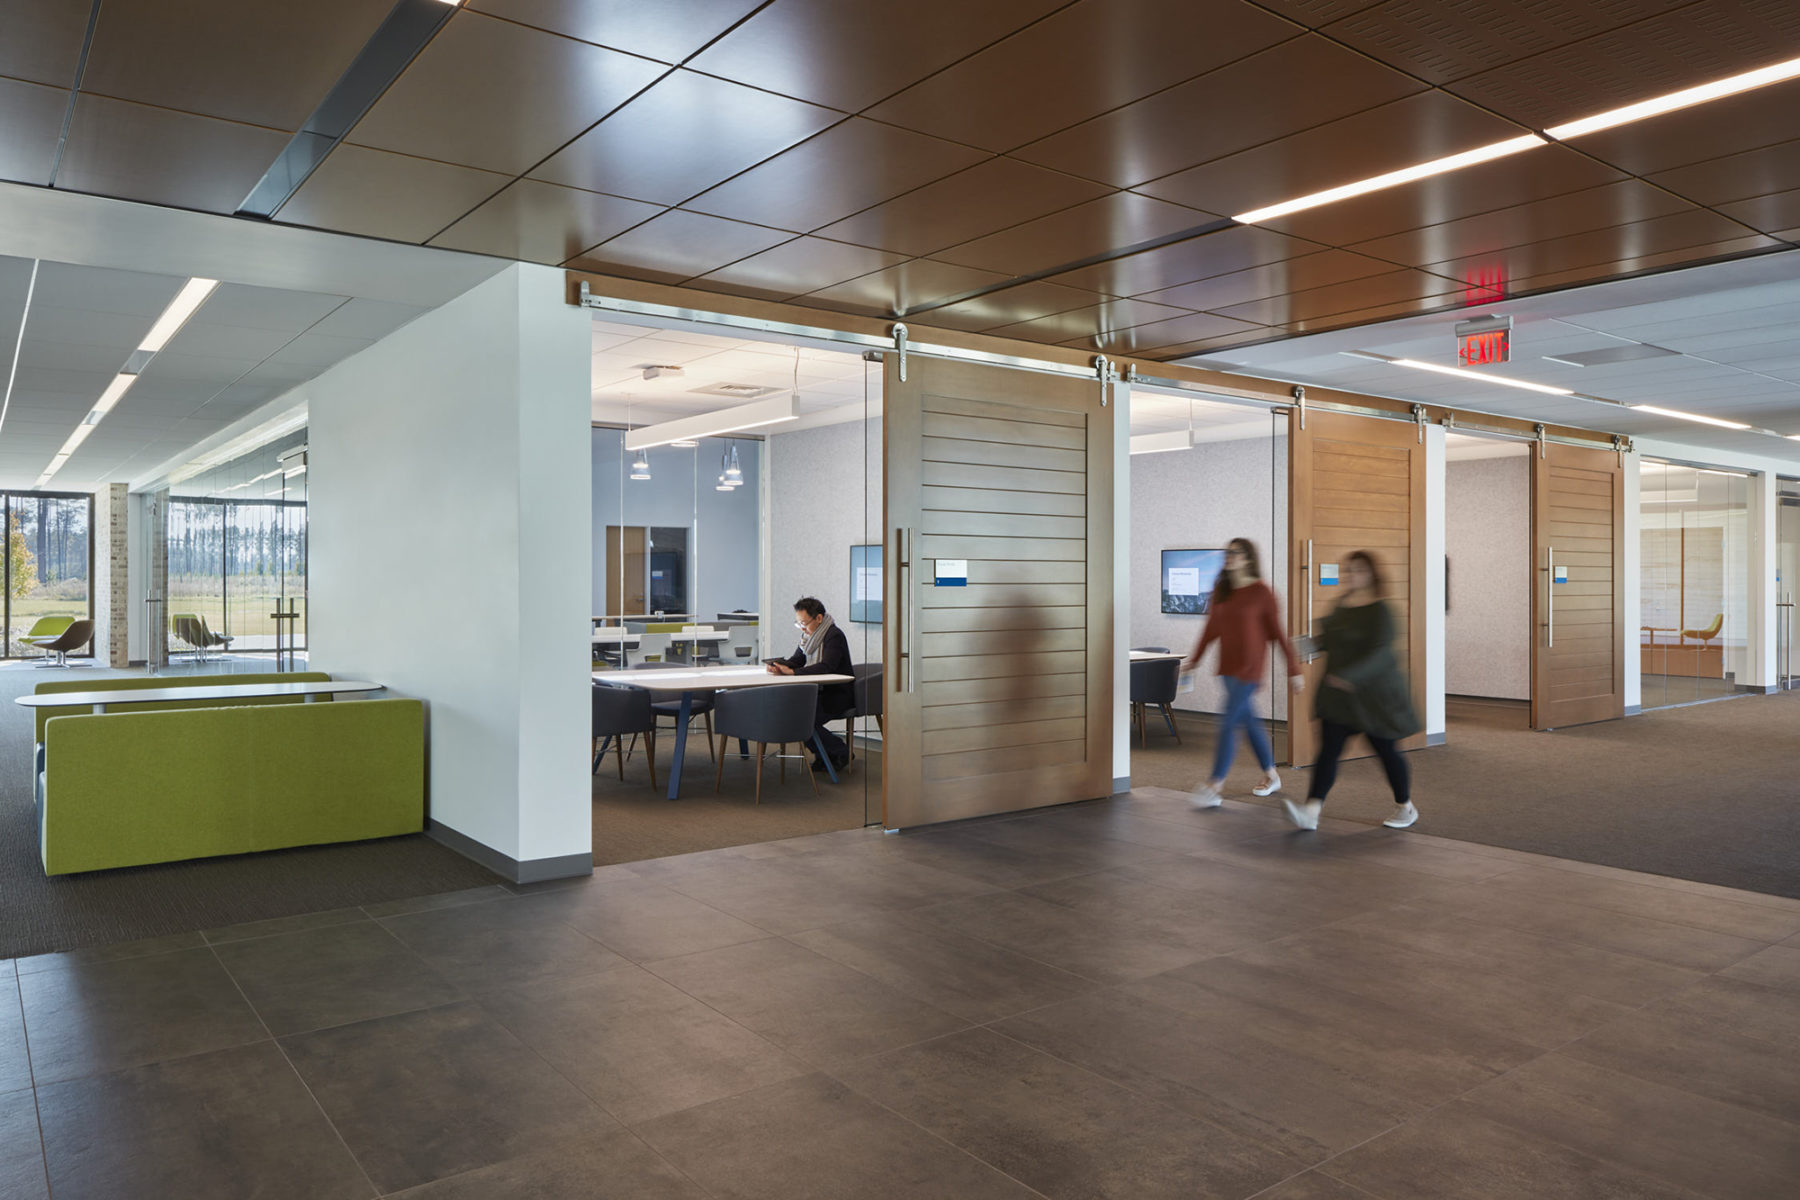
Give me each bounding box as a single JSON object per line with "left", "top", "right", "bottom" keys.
{"left": 724, "top": 443, "right": 743, "bottom": 485}
{"left": 628, "top": 395, "right": 651, "bottom": 480}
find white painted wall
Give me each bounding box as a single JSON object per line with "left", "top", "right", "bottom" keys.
{"left": 305, "top": 263, "right": 591, "bottom": 874}
{"left": 766, "top": 416, "right": 883, "bottom": 665}
{"left": 1444, "top": 453, "right": 1531, "bottom": 700}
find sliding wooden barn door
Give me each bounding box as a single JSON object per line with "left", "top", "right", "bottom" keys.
{"left": 1531, "top": 442, "right": 1625, "bottom": 728}
{"left": 883, "top": 356, "right": 1113, "bottom": 827}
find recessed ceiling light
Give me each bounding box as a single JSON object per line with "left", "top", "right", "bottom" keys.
{"left": 1630, "top": 404, "right": 1750, "bottom": 431}
{"left": 1383, "top": 357, "right": 1575, "bottom": 396}
{"left": 138, "top": 277, "right": 218, "bottom": 352}
{"left": 1233, "top": 135, "right": 1547, "bottom": 225}
{"left": 1546, "top": 55, "right": 1800, "bottom": 140}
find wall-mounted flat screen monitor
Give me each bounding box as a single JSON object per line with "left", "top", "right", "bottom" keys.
{"left": 1161, "top": 548, "right": 1226, "bottom": 615}
{"left": 849, "top": 544, "right": 882, "bottom": 623}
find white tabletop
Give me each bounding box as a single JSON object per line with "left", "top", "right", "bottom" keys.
{"left": 15, "top": 680, "right": 385, "bottom": 708}
{"left": 668, "top": 631, "right": 729, "bottom": 642}
{"left": 592, "top": 667, "right": 852, "bottom": 693}
{"left": 1129, "top": 651, "right": 1184, "bottom": 662}
{"left": 591, "top": 631, "right": 641, "bottom": 643}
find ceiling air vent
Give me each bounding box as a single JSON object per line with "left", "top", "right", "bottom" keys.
{"left": 689, "top": 383, "right": 781, "bottom": 399}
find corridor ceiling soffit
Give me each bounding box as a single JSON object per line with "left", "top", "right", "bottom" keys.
{"left": 3, "top": 0, "right": 1799, "bottom": 357}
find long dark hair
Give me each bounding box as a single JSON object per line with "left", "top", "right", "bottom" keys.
{"left": 1211, "top": 537, "right": 1262, "bottom": 605}
{"left": 1345, "top": 549, "right": 1384, "bottom": 595}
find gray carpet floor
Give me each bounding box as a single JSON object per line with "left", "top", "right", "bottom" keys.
{"left": 1130, "top": 690, "right": 1800, "bottom": 899}
{"left": 0, "top": 662, "right": 500, "bottom": 959}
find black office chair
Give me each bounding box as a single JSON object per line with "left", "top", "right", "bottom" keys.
{"left": 1131, "top": 645, "right": 1171, "bottom": 654}
{"left": 592, "top": 683, "right": 657, "bottom": 788}
{"left": 1129, "top": 657, "right": 1182, "bottom": 746}
{"left": 713, "top": 684, "right": 823, "bottom": 804}
{"left": 37, "top": 619, "right": 95, "bottom": 668}
{"left": 842, "top": 663, "right": 883, "bottom": 762}
{"left": 632, "top": 661, "right": 715, "bottom": 762}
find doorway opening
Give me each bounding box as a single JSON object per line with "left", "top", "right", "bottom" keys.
{"left": 1638, "top": 460, "right": 1750, "bottom": 710}
{"left": 1444, "top": 431, "right": 1532, "bottom": 734}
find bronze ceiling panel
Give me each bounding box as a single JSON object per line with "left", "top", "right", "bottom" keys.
{"left": 932, "top": 191, "right": 1217, "bottom": 277}
{"left": 1276, "top": 291, "right": 1466, "bottom": 335}
{"left": 57, "top": 95, "right": 291, "bottom": 214}
{"left": 682, "top": 117, "right": 986, "bottom": 232}
{"left": 1013, "top": 35, "right": 1423, "bottom": 189}
{"left": 349, "top": 12, "right": 666, "bottom": 177}
{"left": 797, "top": 259, "right": 1012, "bottom": 318}
{"left": 1137, "top": 249, "right": 1397, "bottom": 311}
{"left": 1422, "top": 209, "right": 1769, "bottom": 285}
{"left": 0, "top": 0, "right": 90, "bottom": 87}
{"left": 914, "top": 281, "right": 1103, "bottom": 333}
{"left": 1256, "top": 146, "right": 1626, "bottom": 245}
{"left": 1252, "top": 0, "right": 1381, "bottom": 25}
{"left": 1347, "top": 180, "right": 1695, "bottom": 268}
{"left": 1554, "top": 79, "right": 1800, "bottom": 178}
{"left": 985, "top": 298, "right": 1197, "bottom": 344}
{"left": 1323, "top": 0, "right": 1688, "bottom": 87}
{"left": 1061, "top": 311, "right": 1266, "bottom": 354}
{"left": 1718, "top": 189, "right": 1800, "bottom": 237}
{"left": 686, "top": 0, "right": 1069, "bottom": 112}
{"left": 0, "top": 76, "right": 67, "bottom": 187}
{"left": 1213, "top": 268, "right": 1459, "bottom": 326}
{"left": 1648, "top": 138, "right": 1800, "bottom": 207}
{"left": 277, "top": 145, "right": 511, "bottom": 245}
{"left": 1137, "top": 330, "right": 1272, "bottom": 359}
{"left": 866, "top": 0, "right": 1296, "bottom": 153}
{"left": 691, "top": 237, "right": 909, "bottom": 301}
{"left": 468, "top": 0, "right": 766, "bottom": 63}
{"left": 429, "top": 179, "right": 662, "bottom": 264}
{"left": 1445, "top": 0, "right": 1800, "bottom": 130}
{"left": 567, "top": 210, "right": 793, "bottom": 283}
{"left": 1503, "top": 235, "right": 1783, "bottom": 295}
{"left": 813, "top": 157, "right": 1112, "bottom": 258}
{"left": 1136, "top": 91, "right": 1527, "bottom": 217}
{"left": 81, "top": 0, "right": 393, "bottom": 131}
{"left": 533, "top": 69, "right": 840, "bottom": 207}
{"left": 1047, "top": 224, "right": 1320, "bottom": 296}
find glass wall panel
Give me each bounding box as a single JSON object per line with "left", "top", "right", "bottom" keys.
{"left": 4, "top": 493, "right": 92, "bottom": 658}
{"left": 1639, "top": 461, "right": 1748, "bottom": 708}
{"left": 1778, "top": 477, "right": 1799, "bottom": 689}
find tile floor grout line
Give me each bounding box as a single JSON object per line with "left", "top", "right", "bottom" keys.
{"left": 1473, "top": 863, "right": 1800, "bottom": 939}
{"left": 12, "top": 966, "right": 53, "bottom": 1200}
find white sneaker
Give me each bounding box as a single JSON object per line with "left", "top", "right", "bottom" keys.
{"left": 1252, "top": 772, "right": 1282, "bottom": 797}
{"left": 1190, "top": 784, "right": 1223, "bottom": 809}
{"left": 1281, "top": 798, "right": 1321, "bottom": 831}
{"left": 1383, "top": 802, "right": 1419, "bottom": 829}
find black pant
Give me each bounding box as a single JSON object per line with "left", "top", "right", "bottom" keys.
{"left": 1307, "top": 719, "right": 1409, "bottom": 805}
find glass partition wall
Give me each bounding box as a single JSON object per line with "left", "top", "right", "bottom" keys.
{"left": 2, "top": 491, "right": 93, "bottom": 659}
{"left": 1639, "top": 460, "right": 1749, "bottom": 708}
{"left": 1779, "top": 477, "right": 1799, "bottom": 690}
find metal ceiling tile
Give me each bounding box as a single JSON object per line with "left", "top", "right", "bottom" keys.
{"left": 56, "top": 95, "right": 291, "bottom": 214}
{"left": 1047, "top": 224, "right": 1320, "bottom": 296}
{"left": 1013, "top": 35, "right": 1424, "bottom": 189}
{"left": 1066, "top": 311, "right": 1267, "bottom": 354}
{"left": 1424, "top": 210, "right": 1770, "bottom": 285}
{"left": 310, "top": 299, "right": 431, "bottom": 341}
{"left": 985, "top": 298, "right": 1196, "bottom": 344}
{"left": 1561, "top": 78, "right": 1800, "bottom": 178}
{"left": 796, "top": 259, "right": 1011, "bottom": 318}
{"left": 915, "top": 281, "right": 1102, "bottom": 333}
{"left": 1649, "top": 138, "right": 1800, "bottom": 207}
{"left": 533, "top": 69, "right": 841, "bottom": 207}
{"left": 1347, "top": 180, "right": 1695, "bottom": 268}
{"left": 18, "top": 305, "right": 155, "bottom": 351}
{"left": 1446, "top": 0, "right": 1800, "bottom": 130}
{"left": 128, "top": 351, "right": 259, "bottom": 386}
{"left": 1257, "top": 145, "right": 1626, "bottom": 246}
{"left": 276, "top": 144, "right": 511, "bottom": 244}
{"left": 1136, "top": 91, "right": 1529, "bottom": 218}
{"left": 932, "top": 192, "right": 1218, "bottom": 277}
{"left": 158, "top": 321, "right": 294, "bottom": 362}
{"left": 691, "top": 238, "right": 908, "bottom": 301}
{"left": 567, "top": 210, "right": 793, "bottom": 283}
{"left": 28, "top": 262, "right": 186, "bottom": 317}
{"left": 1253, "top": 0, "right": 1382, "bottom": 25}
{"left": 1718, "top": 188, "right": 1800, "bottom": 236}
{"left": 185, "top": 285, "right": 348, "bottom": 335}
{"left": 0, "top": 76, "right": 67, "bottom": 187}
{"left": 683, "top": 118, "right": 985, "bottom": 234}
{"left": 1142, "top": 329, "right": 1276, "bottom": 359}
{"left": 1136, "top": 249, "right": 1396, "bottom": 311}
{"left": 1213, "top": 268, "right": 1460, "bottom": 325}
{"left": 468, "top": 0, "right": 766, "bottom": 63}
{"left": 1325, "top": 0, "right": 1687, "bottom": 86}
{"left": 261, "top": 332, "right": 377, "bottom": 370}
{"left": 0, "top": 0, "right": 91, "bottom": 87}
{"left": 350, "top": 11, "right": 668, "bottom": 176}
{"left": 685, "top": 0, "right": 1068, "bottom": 112}
{"left": 17, "top": 339, "right": 134, "bottom": 374}
{"left": 81, "top": 0, "right": 394, "bottom": 131}
{"left": 866, "top": 0, "right": 1296, "bottom": 152}
{"left": 430, "top": 179, "right": 662, "bottom": 264}
{"left": 1503, "top": 236, "right": 1782, "bottom": 296}
{"left": 812, "top": 157, "right": 1112, "bottom": 258}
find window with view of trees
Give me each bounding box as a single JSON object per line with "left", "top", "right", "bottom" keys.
{"left": 3, "top": 492, "right": 93, "bottom": 658}
{"left": 167, "top": 498, "right": 307, "bottom": 653}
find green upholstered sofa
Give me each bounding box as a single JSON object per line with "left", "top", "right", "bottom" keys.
{"left": 30, "top": 672, "right": 336, "bottom": 745}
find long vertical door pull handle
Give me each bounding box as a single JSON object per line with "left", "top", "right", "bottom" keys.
{"left": 1545, "top": 547, "right": 1555, "bottom": 649}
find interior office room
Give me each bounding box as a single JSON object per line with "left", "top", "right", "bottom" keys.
{"left": 4, "top": 3, "right": 1800, "bottom": 1198}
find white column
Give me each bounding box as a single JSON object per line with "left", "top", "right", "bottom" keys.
{"left": 1623, "top": 452, "right": 1642, "bottom": 713}
{"left": 91, "top": 483, "right": 129, "bottom": 667}
{"left": 1113, "top": 377, "right": 1131, "bottom": 792}
{"left": 1747, "top": 470, "right": 1777, "bottom": 690}
{"left": 1424, "top": 425, "right": 1446, "bottom": 743}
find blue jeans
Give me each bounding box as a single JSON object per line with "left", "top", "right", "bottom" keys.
{"left": 1212, "top": 676, "right": 1273, "bottom": 781}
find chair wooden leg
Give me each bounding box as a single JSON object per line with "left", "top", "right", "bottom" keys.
{"left": 703, "top": 710, "right": 716, "bottom": 761}
{"left": 806, "top": 751, "right": 819, "bottom": 795}
{"left": 846, "top": 716, "right": 855, "bottom": 762}
{"left": 616, "top": 734, "right": 627, "bottom": 780}
{"left": 754, "top": 743, "right": 765, "bottom": 805}
{"left": 646, "top": 728, "right": 657, "bottom": 791}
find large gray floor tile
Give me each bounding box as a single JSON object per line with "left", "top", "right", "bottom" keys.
{"left": 950, "top": 812, "right": 1191, "bottom": 874}
{"left": 0, "top": 985, "right": 29, "bottom": 1095}
{"left": 281, "top": 1001, "right": 618, "bottom": 1194}
{"left": 377, "top": 892, "right": 626, "bottom": 993}
{"left": 653, "top": 858, "right": 937, "bottom": 936}
{"left": 877, "top": 826, "right": 1139, "bottom": 889}
{"left": 646, "top": 938, "right": 968, "bottom": 1070}
{"left": 635, "top": 1073, "right": 1043, "bottom": 1200}
{"left": 1021, "top": 869, "right": 1331, "bottom": 957}
{"left": 525, "top": 876, "right": 769, "bottom": 962}
{"left": 1718, "top": 943, "right": 1800, "bottom": 993}
{"left": 1460, "top": 1054, "right": 1800, "bottom": 1200}
{"left": 479, "top": 964, "right": 807, "bottom": 1125}
{"left": 359, "top": 885, "right": 512, "bottom": 919}
{"left": 201, "top": 906, "right": 370, "bottom": 946}
{"left": 35, "top": 1042, "right": 371, "bottom": 1200}
{"left": 19, "top": 946, "right": 268, "bottom": 1083}
{"left": 789, "top": 911, "right": 1095, "bottom": 1023}
{"left": 1322, "top": 1103, "right": 1712, "bottom": 1200}
{"left": 214, "top": 920, "right": 464, "bottom": 1036}
{"left": 910, "top": 890, "right": 1212, "bottom": 984}
{"left": 836, "top": 1026, "right": 1302, "bottom": 1200}
{"left": 1481, "top": 864, "right": 1800, "bottom": 942}
{"left": 14, "top": 931, "right": 205, "bottom": 975}
{"left": 0, "top": 1088, "right": 47, "bottom": 1200}
{"left": 385, "top": 1127, "right": 711, "bottom": 1199}
{"left": 1251, "top": 1172, "right": 1384, "bottom": 1199}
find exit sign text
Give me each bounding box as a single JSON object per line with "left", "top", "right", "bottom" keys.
{"left": 1458, "top": 329, "right": 1510, "bottom": 366}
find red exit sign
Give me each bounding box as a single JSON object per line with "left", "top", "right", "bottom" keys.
{"left": 1458, "top": 328, "right": 1510, "bottom": 366}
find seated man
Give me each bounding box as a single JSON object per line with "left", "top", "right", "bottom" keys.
{"left": 766, "top": 596, "right": 853, "bottom": 771}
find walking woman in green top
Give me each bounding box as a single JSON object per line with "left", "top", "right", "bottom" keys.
{"left": 1283, "top": 549, "right": 1421, "bottom": 832}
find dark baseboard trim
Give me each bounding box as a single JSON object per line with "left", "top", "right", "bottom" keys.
{"left": 1425, "top": 732, "right": 1447, "bottom": 746}
{"left": 1623, "top": 704, "right": 1642, "bottom": 716}
{"left": 427, "top": 820, "right": 592, "bottom": 885}
{"left": 1741, "top": 683, "right": 1779, "bottom": 695}
{"left": 1113, "top": 776, "right": 1130, "bottom": 794}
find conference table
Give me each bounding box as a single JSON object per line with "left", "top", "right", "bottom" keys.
{"left": 592, "top": 665, "right": 853, "bottom": 800}
{"left": 14, "top": 679, "right": 386, "bottom": 714}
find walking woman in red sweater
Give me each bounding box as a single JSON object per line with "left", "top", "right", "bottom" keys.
{"left": 1182, "top": 538, "right": 1304, "bottom": 808}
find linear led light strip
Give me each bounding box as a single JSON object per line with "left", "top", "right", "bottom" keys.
{"left": 1232, "top": 55, "right": 1800, "bottom": 225}
{"left": 0, "top": 259, "right": 38, "bottom": 445}
{"left": 37, "top": 277, "right": 218, "bottom": 487}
